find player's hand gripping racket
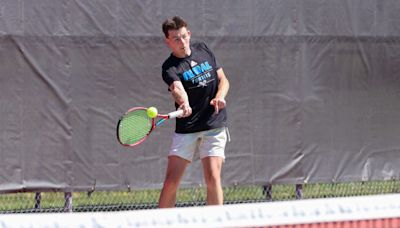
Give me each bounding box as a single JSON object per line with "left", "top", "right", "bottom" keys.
{"left": 116, "top": 107, "right": 183, "bottom": 147}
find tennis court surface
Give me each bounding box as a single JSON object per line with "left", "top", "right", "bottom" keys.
{"left": 0, "top": 193, "right": 399, "bottom": 227}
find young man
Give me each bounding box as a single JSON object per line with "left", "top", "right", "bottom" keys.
{"left": 159, "top": 16, "right": 230, "bottom": 208}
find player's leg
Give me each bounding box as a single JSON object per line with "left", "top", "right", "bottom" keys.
{"left": 158, "top": 132, "right": 199, "bottom": 208}
{"left": 201, "top": 156, "right": 224, "bottom": 205}
{"left": 199, "top": 127, "right": 228, "bottom": 205}
{"left": 158, "top": 155, "right": 189, "bottom": 208}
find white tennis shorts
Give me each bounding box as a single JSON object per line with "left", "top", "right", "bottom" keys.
{"left": 168, "top": 127, "right": 230, "bottom": 162}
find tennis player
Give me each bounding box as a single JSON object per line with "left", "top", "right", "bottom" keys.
{"left": 159, "top": 16, "right": 230, "bottom": 208}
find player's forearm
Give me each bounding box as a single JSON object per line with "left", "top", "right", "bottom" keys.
{"left": 170, "top": 81, "right": 192, "bottom": 117}
{"left": 170, "top": 81, "right": 189, "bottom": 106}
{"left": 215, "top": 69, "right": 229, "bottom": 100}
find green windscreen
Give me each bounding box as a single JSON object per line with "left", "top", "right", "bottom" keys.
{"left": 117, "top": 109, "right": 152, "bottom": 145}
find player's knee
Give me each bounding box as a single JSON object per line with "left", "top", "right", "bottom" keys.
{"left": 163, "top": 177, "right": 181, "bottom": 190}
{"left": 204, "top": 174, "right": 221, "bottom": 188}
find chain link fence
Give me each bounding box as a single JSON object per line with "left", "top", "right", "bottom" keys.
{"left": 1, "top": 180, "right": 400, "bottom": 213}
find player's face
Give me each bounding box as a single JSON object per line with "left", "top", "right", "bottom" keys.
{"left": 166, "top": 27, "right": 191, "bottom": 58}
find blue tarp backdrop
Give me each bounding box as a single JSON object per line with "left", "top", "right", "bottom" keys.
{"left": 0, "top": 0, "right": 400, "bottom": 192}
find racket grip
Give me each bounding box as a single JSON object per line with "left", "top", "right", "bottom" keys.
{"left": 168, "top": 110, "right": 184, "bottom": 119}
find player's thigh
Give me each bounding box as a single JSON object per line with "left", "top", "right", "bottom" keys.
{"left": 164, "top": 156, "right": 190, "bottom": 182}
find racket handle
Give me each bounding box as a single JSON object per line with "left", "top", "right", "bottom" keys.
{"left": 168, "top": 109, "right": 184, "bottom": 119}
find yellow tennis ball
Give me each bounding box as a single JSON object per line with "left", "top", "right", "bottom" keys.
{"left": 146, "top": 107, "right": 158, "bottom": 118}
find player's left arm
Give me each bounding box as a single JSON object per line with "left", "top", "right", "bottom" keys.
{"left": 210, "top": 68, "right": 230, "bottom": 114}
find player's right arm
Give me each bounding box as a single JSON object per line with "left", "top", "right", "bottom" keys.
{"left": 169, "top": 81, "right": 192, "bottom": 117}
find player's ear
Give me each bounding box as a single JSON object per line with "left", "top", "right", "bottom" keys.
{"left": 164, "top": 30, "right": 170, "bottom": 43}
{"left": 164, "top": 37, "right": 171, "bottom": 47}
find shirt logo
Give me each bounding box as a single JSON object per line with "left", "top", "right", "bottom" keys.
{"left": 182, "top": 61, "right": 212, "bottom": 81}
{"left": 190, "top": 60, "right": 198, "bottom": 67}
{"left": 199, "top": 80, "right": 207, "bottom": 87}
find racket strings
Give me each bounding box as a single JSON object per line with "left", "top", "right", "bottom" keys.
{"left": 118, "top": 110, "right": 152, "bottom": 145}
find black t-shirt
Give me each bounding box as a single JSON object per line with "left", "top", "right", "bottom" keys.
{"left": 162, "top": 41, "right": 227, "bottom": 133}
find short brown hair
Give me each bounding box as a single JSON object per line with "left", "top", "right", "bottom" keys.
{"left": 162, "top": 16, "right": 188, "bottom": 38}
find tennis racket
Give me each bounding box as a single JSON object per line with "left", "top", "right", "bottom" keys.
{"left": 116, "top": 107, "right": 183, "bottom": 147}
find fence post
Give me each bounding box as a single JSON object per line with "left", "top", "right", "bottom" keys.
{"left": 262, "top": 184, "right": 272, "bottom": 201}
{"left": 34, "top": 192, "right": 41, "bottom": 210}
{"left": 64, "top": 192, "right": 73, "bottom": 212}
{"left": 295, "top": 184, "right": 303, "bottom": 199}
